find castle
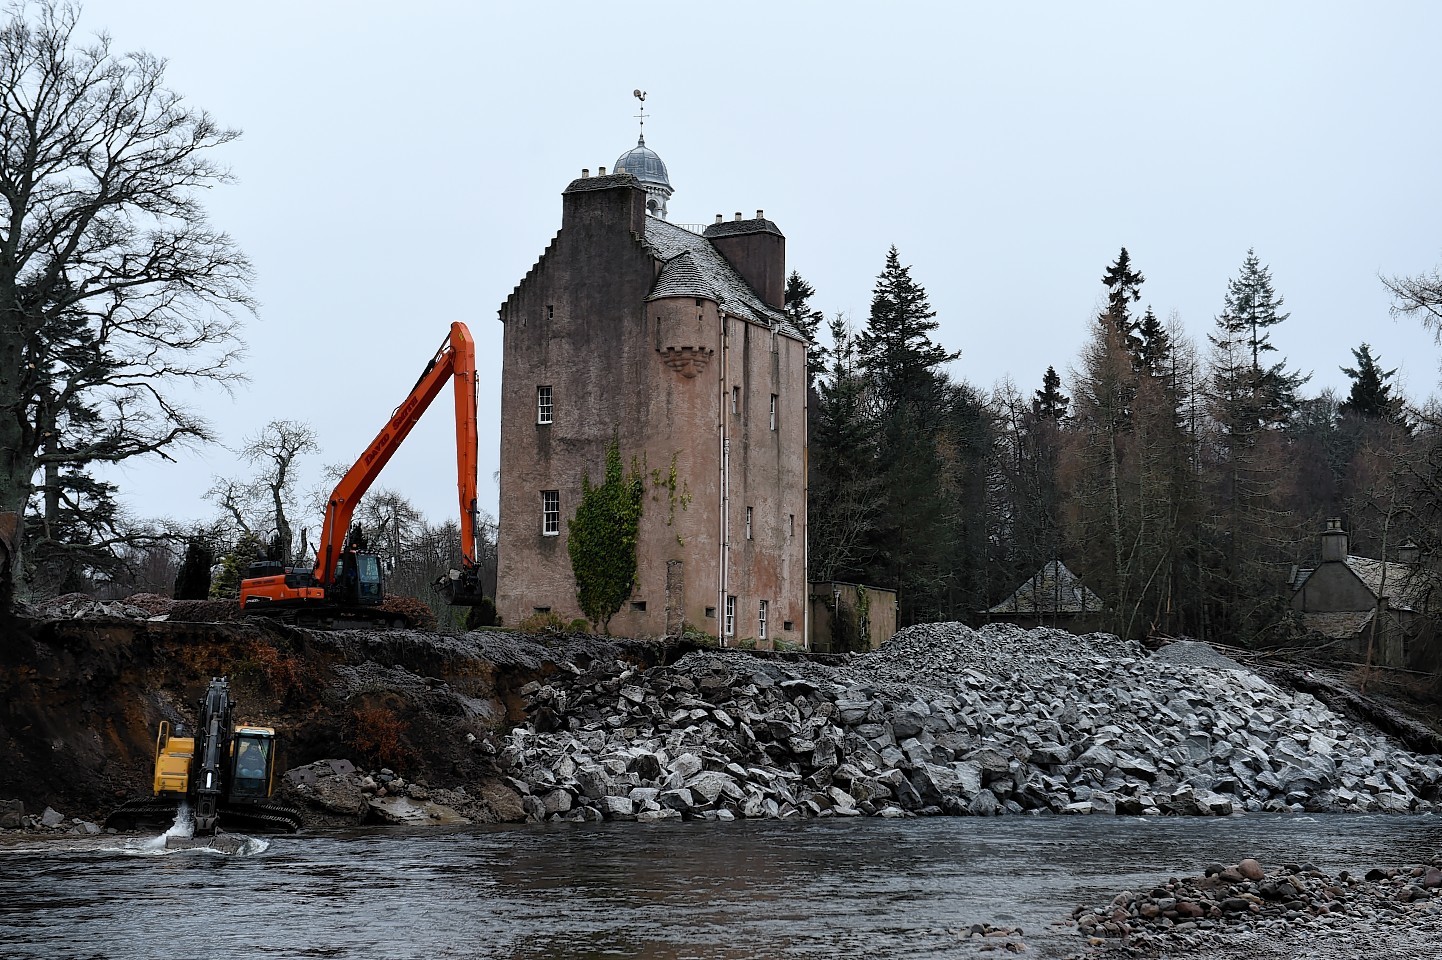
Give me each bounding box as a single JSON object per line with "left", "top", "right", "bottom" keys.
{"left": 495, "top": 133, "right": 808, "bottom": 644}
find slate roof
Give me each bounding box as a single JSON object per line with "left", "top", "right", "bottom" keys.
{"left": 562, "top": 173, "right": 639, "bottom": 194}
{"left": 644, "top": 217, "right": 804, "bottom": 339}
{"left": 1292, "top": 556, "right": 1440, "bottom": 613}
{"left": 703, "top": 217, "right": 784, "bottom": 239}
{"left": 987, "top": 559, "right": 1105, "bottom": 615}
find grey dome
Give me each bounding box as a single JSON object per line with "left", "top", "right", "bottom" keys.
{"left": 614, "top": 136, "right": 670, "bottom": 188}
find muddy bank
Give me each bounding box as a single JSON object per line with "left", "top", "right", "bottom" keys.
{"left": 0, "top": 611, "right": 687, "bottom": 824}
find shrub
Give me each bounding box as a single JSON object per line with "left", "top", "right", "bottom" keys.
{"left": 519, "top": 610, "right": 567, "bottom": 634}
{"left": 351, "top": 702, "right": 413, "bottom": 769}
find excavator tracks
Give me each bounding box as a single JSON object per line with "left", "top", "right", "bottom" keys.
{"left": 104, "top": 797, "right": 303, "bottom": 834}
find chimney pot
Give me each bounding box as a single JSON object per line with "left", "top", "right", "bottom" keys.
{"left": 714, "top": 214, "right": 723, "bottom": 224}
{"left": 756, "top": 209, "right": 764, "bottom": 219}
{"left": 734, "top": 211, "right": 743, "bottom": 221}
{"left": 582, "top": 168, "right": 589, "bottom": 177}
{"left": 598, "top": 166, "right": 607, "bottom": 176}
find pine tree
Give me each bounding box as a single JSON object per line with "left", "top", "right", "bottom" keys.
{"left": 783, "top": 271, "right": 826, "bottom": 384}
{"left": 1032, "top": 366, "right": 1070, "bottom": 420}
{"left": 857, "top": 246, "right": 958, "bottom": 407}
{"left": 1339, "top": 343, "right": 1405, "bottom": 423}
{"left": 1100, "top": 248, "right": 1146, "bottom": 355}
{"left": 809, "top": 316, "right": 883, "bottom": 583}
{"left": 1209, "top": 249, "right": 1308, "bottom": 431}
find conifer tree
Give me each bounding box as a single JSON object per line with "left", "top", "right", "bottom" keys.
{"left": 857, "top": 246, "right": 958, "bottom": 407}
{"left": 1100, "top": 248, "right": 1146, "bottom": 355}
{"left": 1339, "top": 343, "right": 1405, "bottom": 424}
{"left": 784, "top": 271, "right": 826, "bottom": 384}
{"left": 1032, "top": 366, "right": 1070, "bottom": 420}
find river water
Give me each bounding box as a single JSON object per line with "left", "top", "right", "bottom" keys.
{"left": 3, "top": 814, "right": 1441, "bottom": 960}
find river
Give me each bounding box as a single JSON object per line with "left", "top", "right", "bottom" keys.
{"left": 3, "top": 814, "right": 1441, "bottom": 959}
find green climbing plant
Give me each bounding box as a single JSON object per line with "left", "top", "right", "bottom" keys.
{"left": 568, "top": 435, "right": 644, "bottom": 634}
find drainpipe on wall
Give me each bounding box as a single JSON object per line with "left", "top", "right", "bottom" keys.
{"left": 802, "top": 342, "right": 810, "bottom": 651}
{"left": 719, "top": 312, "right": 730, "bottom": 648}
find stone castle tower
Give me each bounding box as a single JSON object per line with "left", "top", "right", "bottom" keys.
{"left": 495, "top": 136, "right": 808, "bottom": 643}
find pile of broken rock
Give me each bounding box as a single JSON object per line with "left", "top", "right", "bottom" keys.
{"left": 498, "top": 622, "right": 1442, "bottom": 823}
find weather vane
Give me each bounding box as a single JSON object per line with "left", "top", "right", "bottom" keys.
{"left": 633, "top": 89, "right": 647, "bottom": 143}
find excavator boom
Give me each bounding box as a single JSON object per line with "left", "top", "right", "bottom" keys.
{"left": 312, "top": 321, "right": 481, "bottom": 585}
{"left": 239, "top": 321, "right": 486, "bottom": 622}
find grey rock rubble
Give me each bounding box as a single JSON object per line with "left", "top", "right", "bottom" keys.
{"left": 500, "top": 622, "right": 1442, "bottom": 823}
{"left": 1071, "top": 858, "right": 1442, "bottom": 957}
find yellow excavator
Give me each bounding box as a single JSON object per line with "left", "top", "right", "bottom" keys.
{"left": 107, "top": 677, "right": 302, "bottom": 835}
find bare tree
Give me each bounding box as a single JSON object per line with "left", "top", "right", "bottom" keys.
{"left": 0, "top": 2, "right": 252, "bottom": 604}
{"left": 240, "top": 420, "right": 317, "bottom": 562}
{"left": 1384, "top": 263, "right": 1442, "bottom": 336}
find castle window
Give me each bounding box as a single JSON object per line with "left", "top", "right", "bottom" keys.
{"left": 630, "top": 600, "right": 647, "bottom": 612}
{"left": 758, "top": 600, "right": 768, "bottom": 640}
{"left": 789, "top": 513, "right": 795, "bottom": 537}
{"left": 537, "top": 385, "right": 553, "bottom": 425}
{"left": 725, "top": 595, "right": 736, "bottom": 636}
{"left": 783, "top": 620, "right": 794, "bottom": 631}
{"left": 541, "top": 490, "right": 560, "bottom": 536}
{"left": 705, "top": 606, "right": 716, "bottom": 618}
{"left": 745, "top": 506, "right": 752, "bottom": 540}
{"left": 731, "top": 386, "right": 740, "bottom": 414}
{"left": 770, "top": 394, "right": 777, "bottom": 430}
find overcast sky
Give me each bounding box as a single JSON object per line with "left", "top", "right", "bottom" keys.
{"left": 75, "top": 0, "right": 1442, "bottom": 532}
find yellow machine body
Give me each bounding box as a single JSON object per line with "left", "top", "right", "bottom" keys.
{"left": 152, "top": 721, "right": 195, "bottom": 797}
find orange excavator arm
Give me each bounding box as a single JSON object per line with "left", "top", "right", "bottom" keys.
{"left": 312, "top": 321, "right": 480, "bottom": 587}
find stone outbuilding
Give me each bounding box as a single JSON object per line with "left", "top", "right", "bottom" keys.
{"left": 984, "top": 559, "right": 1107, "bottom": 632}
{"left": 1289, "top": 519, "right": 1439, "bottom": 669}
{"left": 808, "top": 581, "right": 897, "bottom": 653}
{"left": 496, "top": 137, "right": 808, "bottom": 645}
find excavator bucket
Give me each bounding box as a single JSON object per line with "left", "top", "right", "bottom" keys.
{"left": 438, "top": 566, "right": 488, "bottom": 607}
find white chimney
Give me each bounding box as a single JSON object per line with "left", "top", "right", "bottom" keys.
{"left": 734, "top": 211, "right": 743, "bottom": 221}
{"left": 714, "top": 214, "right": 723, "bottom": 224}
{"left": 581, "top": 168, "right": 589, "bottom": 177}
{"left": 756, "top": 209, "right": 764, "bottom": 219}
{"left": 598, "top": 166, "right": 607, "bottom": 176}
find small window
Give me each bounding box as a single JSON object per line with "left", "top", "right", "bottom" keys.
{"left": 725, "top": 595, "right": 736, "bottom": 636}
{"left": 541, "top": 490, "right": 560, "bottom": 536}
{"left": 537, "top": 385, "right": 553, "bottom": 425}
{"left": 705, "top": 606, "right": 716, "bottom": 618}
{"left": 745, "top": 506, "right": 752, "bottom": 540}
{"left": 789, "top": 513, "right": 795, "bottom": 538}
{"left": 758, "top": 600, "right": 768, "bottom": 640}
{"left": 546, "top": 305, "right": 554, "bottom": 320}
{"left": 630, "top": 600, "right": 647, "bottom": 611}
{"left": 731, "top": 386, "right": 740, "bottom": 414}
{"left": 770, "top": 394, "right": 777, "bottom": 430}
{"left": 783, "top": 620, "right": 794, "bottom": 631}
{"left": 533, "top": 606, "right": 551, "bottom": 614}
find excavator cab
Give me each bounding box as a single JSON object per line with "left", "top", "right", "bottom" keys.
{"left": 228, "top": 728, "right": 276, "bottom": 801}
{"left": 334, "top": 551, "right": 384, "bottom": 607}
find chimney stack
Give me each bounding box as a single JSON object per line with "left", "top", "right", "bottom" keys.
{"left": 598, "top": 166, "right": 607, "bottom": 176}
{"left": 1399, "top": 541, "right": 1420, "bottom": 564}
{"left": 581, "top": 168, "right": 589, "bottom": 177}
{"left": 1321, "top": 518, "right": 1348, "bottom": 562}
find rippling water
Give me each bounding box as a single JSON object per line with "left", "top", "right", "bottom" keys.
{"left": 3, "top": 814, "right": 1441, "bottom": 959}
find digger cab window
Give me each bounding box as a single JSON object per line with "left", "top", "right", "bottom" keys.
{"left": 231, "top": 735, "right": 271, "bottom": 798}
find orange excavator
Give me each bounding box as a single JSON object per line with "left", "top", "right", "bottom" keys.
{"left": 238, "top": 321, "right": 487, "bottom": 627}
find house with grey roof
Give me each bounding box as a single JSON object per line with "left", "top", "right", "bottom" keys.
{"left": 1289, "top": 519, "right": 1439, "bottom": 669}
{"left": 496, "top": 136, "right": 808, "bottom": 645}
{"left": 984, "top": 559, "right": 1107, "bottom": 632}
